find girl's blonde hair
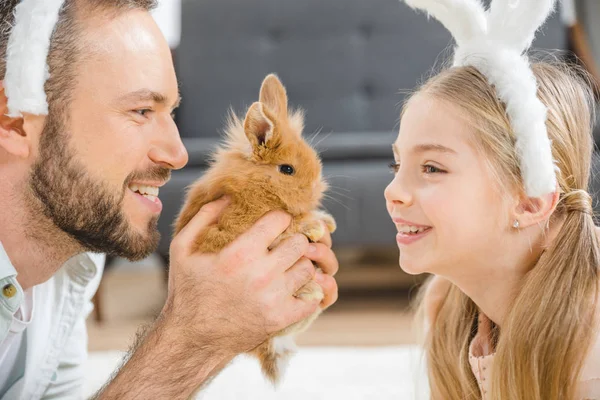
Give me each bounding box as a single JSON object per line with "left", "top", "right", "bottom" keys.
{"left": 412, "top": 61, "right": 600, "bottom": 399}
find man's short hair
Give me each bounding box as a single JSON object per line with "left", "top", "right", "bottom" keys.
{"left": 0, "top": 0, "right": 158, "bottom": 116}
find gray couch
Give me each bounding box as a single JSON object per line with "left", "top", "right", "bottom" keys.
{"left": 155, "top": 0, "right": 569, "bottom": 261}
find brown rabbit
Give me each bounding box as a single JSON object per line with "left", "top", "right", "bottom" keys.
{"left": 174, "top": 73, "right": 336, "bottom": 385}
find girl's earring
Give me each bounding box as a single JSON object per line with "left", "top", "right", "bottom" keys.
{"left": 513, "top": 220, "right": 520, "bottom": 229}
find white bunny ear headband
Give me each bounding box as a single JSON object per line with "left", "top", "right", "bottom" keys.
{"left": 404, "top": 0, "right": 558, "bottom": 197}
{"left": 3, "top": 0, "right": 67, "bottom": 118}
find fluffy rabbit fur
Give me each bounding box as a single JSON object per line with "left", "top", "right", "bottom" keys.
{"left": 174, "top": 74, "right": 336, "bottom": 385}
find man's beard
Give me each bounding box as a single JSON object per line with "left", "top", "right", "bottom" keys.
{"left": 27, "top": 113, "right": 170, "bottom": 261}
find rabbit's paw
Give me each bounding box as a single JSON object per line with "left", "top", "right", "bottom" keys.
{"left": 312, "top": 210, "right": 337, "bottom": 233}
{"left": 300, "top": 219, "right": 326, "bottom": 243}
{"left": 294, "top": 280, "right": 324, "bottom": 302}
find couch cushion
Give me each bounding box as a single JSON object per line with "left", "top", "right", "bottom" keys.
{"left": 175, "top": 0, "right": 566, "bottom": 140}
{"left": 183, "top": 131, "right": 398, "bottom": 167}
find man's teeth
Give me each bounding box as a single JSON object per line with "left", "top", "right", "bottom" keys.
{"left": 142, "top": 194, "right": 157, "bottom": 202}
{"left": 129, "top": 184, "right": 159, "bottom": 197}
{"left": 398, "top": 224, "right": 429, "bottom": 234}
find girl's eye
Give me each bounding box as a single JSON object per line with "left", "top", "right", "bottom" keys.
{"left": 422, "top": 164, "right": 445, "bottom": 174}
{"left": 388, "top": 162, "right": 400, "bottom": 174}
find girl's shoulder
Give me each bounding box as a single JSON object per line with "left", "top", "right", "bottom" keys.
{"left": 582, "top": 227, "right": 600, "bottom": 384}
{"left": 577, "top": 291, "right": 600, "bottom": 395}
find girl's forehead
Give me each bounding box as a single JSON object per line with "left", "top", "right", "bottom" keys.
{"left": 394, "top": 94, "right": 475, "bottom": 155}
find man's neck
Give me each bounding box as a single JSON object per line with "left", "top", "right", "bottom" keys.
{"left": 0, "top": 178, "right": 81, "bottom": 290}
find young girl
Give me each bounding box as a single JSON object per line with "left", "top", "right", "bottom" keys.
{"left": 385, "top": 1, "right": 600, "bottom": 399}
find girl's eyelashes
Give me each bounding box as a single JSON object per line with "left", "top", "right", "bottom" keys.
{"left": 422, "top": 164, "right": 447, "bottom": 174}
{"left": 388, "top": 162, "right": 447, "bottom": 175}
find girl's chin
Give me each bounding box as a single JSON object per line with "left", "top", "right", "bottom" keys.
{"left": 398, "top": 254, "right": 432, "bottom": 276}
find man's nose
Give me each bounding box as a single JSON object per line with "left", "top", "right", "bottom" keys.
{"left": 148, "top": 118, "right": 188, "bottom": 170}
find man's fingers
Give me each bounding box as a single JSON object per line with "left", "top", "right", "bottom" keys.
{"left": 271, "top": 233, "right": 309, "bottom": 271}
{"left": 284, "top": 257, "right": 316, "bottom": 294}
{"left": 305, "top": 243, "right": 339, "bottom": 276}
{"left": 236, "top": 210, "right": 292, "bottom": 251}
{"left": 315, "top": 272, "right": 339, "bottom": 310}
{"left": 318, "top": 222, "right": 333, "bottom": 248}
{"left": 284, "top": 296, "right": 321, "bottom": 327}
{"left": 174, "top": 196, "right": 230, "bottom": 252}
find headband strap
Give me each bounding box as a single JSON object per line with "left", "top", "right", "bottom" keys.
{"left": 4, "top": 0, "right": 67, "bottom": 117}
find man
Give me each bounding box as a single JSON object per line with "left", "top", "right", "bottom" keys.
{"left": 0, "top": 0, "right": 339, "bottom": 398}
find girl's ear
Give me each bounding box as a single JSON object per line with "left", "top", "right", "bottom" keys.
{"left": 512, "top": 190, "right": 560, "bottom": 229}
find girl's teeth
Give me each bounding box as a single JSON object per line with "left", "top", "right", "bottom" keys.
{"left": 399, "top": 224, "right": 428, "bottom": 234}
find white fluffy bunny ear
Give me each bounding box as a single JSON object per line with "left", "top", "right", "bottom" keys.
{"left": 4, "top": 0, "right": 66, "bottom": 117}
{"left": 404, "top": 0, "right": 488, "bottom": 46}
{"left": 486, "top": 0, "right": 557, "bottom": 51}
{"left": 403, "top": 0, "right": 558, "bottom": 197}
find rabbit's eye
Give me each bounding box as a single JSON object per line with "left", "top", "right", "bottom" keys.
{"left": 279, "top": 164, "right": 295, "bottom": 176}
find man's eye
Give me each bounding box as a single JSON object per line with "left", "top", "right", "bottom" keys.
{"left": 388, "top": 162, "right": 400, "bottom": 174}
{"left": 134, "top": 109, "right": 152, "bottom": 117}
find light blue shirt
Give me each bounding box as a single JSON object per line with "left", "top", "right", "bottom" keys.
{"left": 0, "top": 242, "right": 104, "bottom": 399}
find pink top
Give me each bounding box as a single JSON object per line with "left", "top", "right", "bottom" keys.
{"left": 469, "top": 313, "right": 600, "bottom": 399}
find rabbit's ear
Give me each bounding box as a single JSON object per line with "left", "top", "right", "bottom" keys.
{"left": 486, "top": 0, "right": 556, "bottom": 51}
{"left": 259, "top": 74, "right": 288, "bottom": 119}
{"left": 404, "top": 0, "right": 487, "bottom": 46}
{"left": 244, "top": 102, "right": 277, "bottom": 148}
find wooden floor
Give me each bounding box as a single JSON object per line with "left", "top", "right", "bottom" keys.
{"left": 87, "top": 249, "right": 423, "bottom": 352}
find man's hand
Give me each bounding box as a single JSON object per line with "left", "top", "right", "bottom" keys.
{"left": 305, "top": 221, "right": 339, "bottom": 310}
{"left": 95, "top": 197, "right": 325, "bottom": 399}
{"left": 164, "top": 196, "right": 323, "bottom": 355}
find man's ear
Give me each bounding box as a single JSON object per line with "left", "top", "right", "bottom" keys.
{"left": 512, "top": 190, "right": 560, "bottom": 229}
{"left": 0, "top": 81, "right": 29, "bottom": 158}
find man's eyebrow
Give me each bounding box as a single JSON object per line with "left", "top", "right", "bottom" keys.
{"left": 172, "top": 95, "right": 181, "bottom": 109}
{"left": 119, "top": 89, "right": 181, "bottom": 108}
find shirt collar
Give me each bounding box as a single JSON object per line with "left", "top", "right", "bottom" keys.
{"left": 0, "top": 241, "right": 17, "bottom": 281}
{"left": 63, "top": 251, "right": 100, "bottom": 286}
{"left": 0, "top": 241, "right": 24, "bottom": 315}
{"left": 0, "top": 241, "right": 100, "bottom": 290}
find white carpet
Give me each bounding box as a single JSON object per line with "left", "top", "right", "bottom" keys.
{"left": 84, "top": 346, "right": 430, "bottom": 399}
